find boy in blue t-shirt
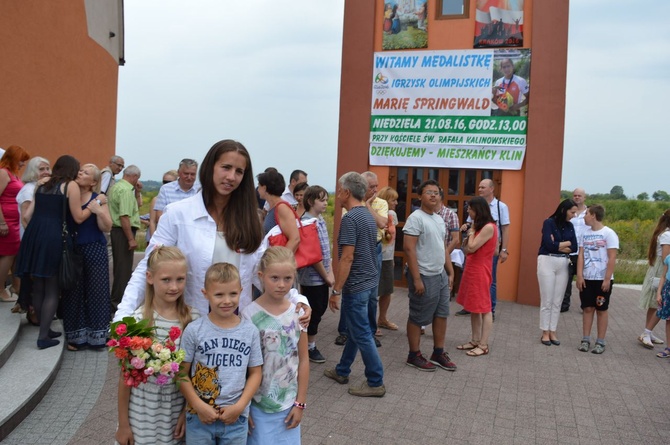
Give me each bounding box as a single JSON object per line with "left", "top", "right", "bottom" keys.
{"left": 180, "top": 263, "right": 263, "bottom": 444}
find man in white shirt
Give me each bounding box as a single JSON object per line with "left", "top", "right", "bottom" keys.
{"left": 263, "top": 169, "right": 307, "bottom": 211}
{"left": 153, "top": 158, "right": 200, "bottom": 223}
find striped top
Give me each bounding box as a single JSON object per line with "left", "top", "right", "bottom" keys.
{"left": 338, "top": 206, "right": 378, "bottom": 294}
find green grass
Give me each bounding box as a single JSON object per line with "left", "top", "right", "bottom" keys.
{"left": 614, "top": 260, "right": 647, "bottom": 285}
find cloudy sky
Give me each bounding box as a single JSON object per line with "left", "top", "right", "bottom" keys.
{"left": 116, "top": 0, "right": 669, "bottom": 198}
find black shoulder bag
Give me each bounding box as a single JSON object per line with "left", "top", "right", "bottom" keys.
{"left": 59, "top": 182, "right": 83, "bottom": 291}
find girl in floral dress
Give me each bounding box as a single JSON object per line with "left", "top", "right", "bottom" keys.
{"left": 242, "top": 246, "right": 309, "bottom": 445}
{"left": 655, "top": 251, "right": 670, "bottom": 358}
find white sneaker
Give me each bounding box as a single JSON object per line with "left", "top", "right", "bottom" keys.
{"left": 650, "top": 332, "right": 665, "bottom": 344}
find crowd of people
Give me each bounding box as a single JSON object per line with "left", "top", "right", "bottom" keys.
{"left": 0, "top": 141, "right": 666, "bottom": 444}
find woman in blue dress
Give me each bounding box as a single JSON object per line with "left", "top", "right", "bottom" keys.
{"left": 61, "top": 163, "right": 112, "bottom": 351}
{"left": 16, "top": 155, "right": 93, "bottom": 349}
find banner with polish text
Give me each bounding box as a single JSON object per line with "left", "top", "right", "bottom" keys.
{"left": 369, "top": 48, "right": 530, "bottom": 170}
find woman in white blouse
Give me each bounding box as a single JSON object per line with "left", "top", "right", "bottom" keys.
{"left": 115, "top": 140, "right": 310, "bottom": 321}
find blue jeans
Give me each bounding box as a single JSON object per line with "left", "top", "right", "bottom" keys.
{"left": 185, "top": 412, "right": 248, "bottom": 444}
{"left": 490, "top": 255, "right": 498, "bottom": 313}
{"left": 338, "top": 243, "right": 382, "bottom": 336}
{"left": 335, "top": 287, "right": 384, "bottom": 387}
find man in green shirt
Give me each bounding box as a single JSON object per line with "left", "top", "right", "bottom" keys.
{"left": 109, "top": 165, "right": 142, "bottom": 310}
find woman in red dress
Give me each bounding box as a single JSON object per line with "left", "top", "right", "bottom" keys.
{"left": 0, "top": 145, "right": 30, "bottom": 302}
{"left": 456, "top": 196, "right": 497, "bottom": 356}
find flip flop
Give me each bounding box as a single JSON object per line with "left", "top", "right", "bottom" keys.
{"left": 466, "top": 345, "right": 489, "bottom": 356}
{"left": 457, "top": 341, "right": 478, "bottom": 350}
{"left": 656, "top": 348, "right": 670, "bottom": 358}
{"left": 378, "top": 320, "right": 398, "bottom": 330}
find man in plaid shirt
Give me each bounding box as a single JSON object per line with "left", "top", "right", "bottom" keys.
{"left": 435, "top": 187, "right": 460, "bottom": 253}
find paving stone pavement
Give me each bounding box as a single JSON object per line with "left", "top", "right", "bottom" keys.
{"left": 4, "top": 284, "right": 670, "bottom": 444}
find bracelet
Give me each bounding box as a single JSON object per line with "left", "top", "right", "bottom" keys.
{"left": 293, "top": 401, "right": 305, "bottom": 410}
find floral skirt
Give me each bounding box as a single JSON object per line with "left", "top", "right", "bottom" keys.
{"left": 657, "top": 280, "right": 670, "bottom": 320}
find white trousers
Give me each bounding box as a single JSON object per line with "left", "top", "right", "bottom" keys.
{"left": 537, "top": 255, "right": 570, "bottom": 331}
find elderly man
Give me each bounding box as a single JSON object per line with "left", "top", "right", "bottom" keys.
{"left": 561, "top": 188, "right": 588, "bottom": 312}
{"left": 109, "top": 165, "right": 142, "bottom": 310}
{"left": 325, "top": 172, "right": 385, "bottom": 397}
{"left": 335, "top": 171, "right": 387, "bottom": 347}
{"left": 153, "top": 158, "right": 199, "bottom": 223}
{"left": 457, "top": 179, "right": 510, "bottom": 320}
{"left": 99, "top": 155, "right": 125, "bottom": 195}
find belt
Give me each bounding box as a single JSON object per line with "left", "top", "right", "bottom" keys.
{"left": 545, "top": 253, "right": 569, "bottom": 258}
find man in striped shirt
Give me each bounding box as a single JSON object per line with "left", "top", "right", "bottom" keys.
{"left": 325, "top": 172, "right": 386, "bottom": 398}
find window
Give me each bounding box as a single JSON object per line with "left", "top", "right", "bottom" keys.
{"left": 436, "top": 0, "right": 469, "bottom": 19}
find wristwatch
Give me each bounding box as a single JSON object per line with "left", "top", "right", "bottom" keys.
{"left": 331, "top": 289, "right": 341, "bottom": 296}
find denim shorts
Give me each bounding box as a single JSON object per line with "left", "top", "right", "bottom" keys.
{"left": 185, "top": 412, "right": 248, "bottom": 444}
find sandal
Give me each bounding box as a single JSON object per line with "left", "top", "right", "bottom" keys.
{"left": 656, "top": 347, "right": 670, "bottom": 358}
{"left": 0, "top": 288, "right": 17, "bottom": 303}
{"left": 466, "top": 345, "right": 489, "bottom": 356}
{"left": 26, "top": 308, "right": 39, "bottom": 326}
{"left": 456, "top": 341, "right": 478, "bottom": 350}
{"left": 375, "top": 329, "right": 383, "bottom": 337}
{"left": 378, "top": 320, "right": 398, "bottom": 331}
{"left": 638, "top": 335, "right": 654, "bottom": 349}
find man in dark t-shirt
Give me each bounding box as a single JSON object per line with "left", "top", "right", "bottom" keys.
{"left": 324, "top": 172, "right": 386, "bottom": 398}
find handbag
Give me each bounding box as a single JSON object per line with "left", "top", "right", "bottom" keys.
{"left": 267, "top": 202, "right": 322, "bottom": 268}
{"left": 568, "top": 255, "right": 577, "bottom": 276}
{"left": 652, "top": 276, "right": 661, "bottom": 290}
{"left": 59, "top": 182, "right": 83, "bottom": 291}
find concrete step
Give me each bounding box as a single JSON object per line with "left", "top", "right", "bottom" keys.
{"left": 0, "top": 307, "right": 21, "bottom": 369}
{"left": 0, "top": 317, "right": 64, "bottom": 440}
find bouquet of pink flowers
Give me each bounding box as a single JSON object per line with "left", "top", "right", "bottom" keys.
{"left": 107, "top": 317, "right": 186, "bottom": 388}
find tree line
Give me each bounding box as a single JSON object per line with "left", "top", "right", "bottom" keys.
{"left": 561, "top": 186, "right": 670, "bottom": 202}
